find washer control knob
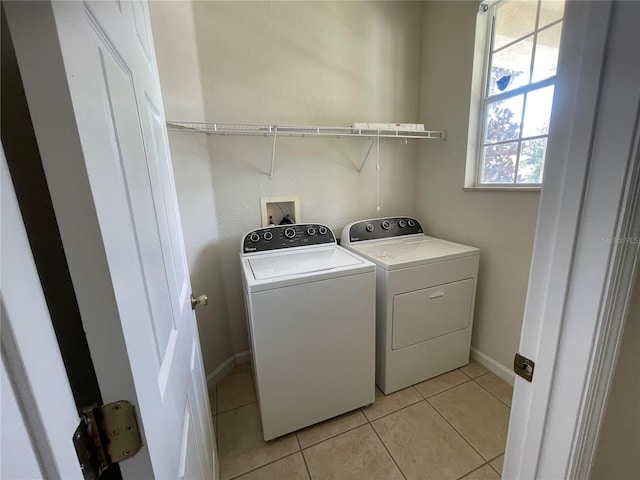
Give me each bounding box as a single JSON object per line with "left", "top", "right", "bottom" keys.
{"left": 365, "top": 223, "right": 374, "bottom": 232}
{"left": 318, "top": 226, "right": 328, "bottom": 235}
{"left": 381, "top": 220, "right": 391, "bottom": 230}
{"left": 307, "top": 227, "right": 316, "bottom": 236}
{"left": 398, "top": 220, "right": 407, "bottom": 228}
{"left": 249, "top": 232, "right": 260, "bottom": 243}
{"left": 263, "top": 231, "right": 273, "bottom": 241}
{"left": 408, "top": 219, "right": 416, "bottom": 227}
{"left": 284, "top": 227, "right": 296, "bottom": 239}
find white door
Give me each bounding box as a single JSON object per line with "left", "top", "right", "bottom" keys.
{"left": 4, "top": 1, "right": 215, "bottom": 478}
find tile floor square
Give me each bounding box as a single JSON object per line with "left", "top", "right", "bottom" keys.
{"left": 296, "top": 409, "right": 367, "bottom": 449}
{"left": 475, "top": 372, "right": 514, "bottom": 407}
{"left": 302, "top": 424, "right": 404, "bottom": 480}
{"left": 490, "top": 454, "right": 504, "bottom": 475}
{"left": 234, "top": 452, "right": 310, "bottom": 480}
{"left": 428, "top": 381, "right": 510, "bottom": 460}
{"left": 372, "top": 401, "right": 484, "bottom": 479}
{"left": 217, "top": 403, "right": 299, "bottom": 480}
{"left": 460, "top": 359, "right": 490, "bottom": 379}
{"left": 414, "top": 369, "right": 470, "bottom": 399}
{"left": 217, "top": 363, "right": 257, "bottom": 413}
{"left": 361, "top": 386, "right": 422, "bottom": 421}
{"left": 461, "top": 464, "right": 501, "bottom": 479}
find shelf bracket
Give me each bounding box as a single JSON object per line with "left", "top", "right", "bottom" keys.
{"left": 269, "top": 127, "right": 278, "bottom": 179}
{"left": 358, "top": 138, "right": 377, "bottom": 173}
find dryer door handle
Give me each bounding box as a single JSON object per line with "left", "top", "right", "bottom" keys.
{"left": 428, "top": 291, "right": 445, "bottom": 300}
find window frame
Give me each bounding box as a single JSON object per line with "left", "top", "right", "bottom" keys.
{"left": 471, "top": 0, "right": 564, "bottom": 189}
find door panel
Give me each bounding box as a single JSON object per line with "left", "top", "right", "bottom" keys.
{"left": 97, "top": 23, "right": 176, "bottom": 360}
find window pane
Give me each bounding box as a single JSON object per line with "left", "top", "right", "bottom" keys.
{"left": 482, "top": 143, "right": 518, "bottom": 183}
{"left": 489, "top": 37, "right": 533, "bottom": 96}
{"left": 538, "top": 0, "right": 565, "bottom": 28}
{"left": 485, "top": 95, "right": 523, "bottom": 143}
{"left": 494, "top": 0, "right": 538, "bottom": 50}
{"left": 522, "top": 85, "right": 554, "bottom": 137}
{"left": 517, "top": 138, "right": 547, "bottom": 183}
{"left": 532, "top": 23, "right": 562, "bottom": 82}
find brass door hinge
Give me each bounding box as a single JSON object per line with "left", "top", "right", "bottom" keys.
{"left": 73, "top": 400, "right": 142, "bottom": 480}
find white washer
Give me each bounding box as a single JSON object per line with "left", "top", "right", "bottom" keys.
{"left": 341, "top": 217, "right": 479, "bottom": 394}
{"left": 240, "top": 223, "right": 376, "bottom": 441}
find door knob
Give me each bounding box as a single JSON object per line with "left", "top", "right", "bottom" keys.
{"left": 191, "top": 294, "right": 208, "bottom": 310}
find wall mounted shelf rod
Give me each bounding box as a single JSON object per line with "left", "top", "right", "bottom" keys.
{"left": 358, "top": 138, "right": 376, "bottom": 173}
{"left": 270, "top": 127, "right": 277, "bottom": 180}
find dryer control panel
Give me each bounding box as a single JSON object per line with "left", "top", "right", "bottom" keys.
{"left": 242, "top": 224, "right": 335, "bottom": 254}
{"left": 343, "top": 217, "right": 423, "bottom": 243}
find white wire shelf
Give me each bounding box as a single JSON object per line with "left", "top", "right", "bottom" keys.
{"left": 166, "top": 121, "right": 447, "bottom": 140}
{"left": 166, "top": 121, "right": 446, "bottom": 180}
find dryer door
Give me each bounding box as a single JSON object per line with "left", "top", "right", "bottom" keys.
{"left": 392, "top": 278, "right": 474, "bottom": 350}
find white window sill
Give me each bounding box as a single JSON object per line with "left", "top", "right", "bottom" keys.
{"left": 463, "top": 186, "right": 541, "bottom": 192}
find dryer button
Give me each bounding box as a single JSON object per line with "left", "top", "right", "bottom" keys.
{"left": 365, "top": 223, "right": 374, "bottom": 232}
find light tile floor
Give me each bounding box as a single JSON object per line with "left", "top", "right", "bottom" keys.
{"left": 210, "top": 361, "right": 512, "bottom": 480}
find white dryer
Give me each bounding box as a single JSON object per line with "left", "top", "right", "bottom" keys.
{"left": 341, "top": 217, "right": 479, "bottom": 394}
{"left": 240, "top": 223, "right": 376, "bottom": 441}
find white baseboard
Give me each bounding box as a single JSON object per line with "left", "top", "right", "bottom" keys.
{"left": 206, "top": 350, "right": 251, "bottom": 388}
{"left": 470, "top": 347, "right": 515, "bottom": 386}
{"left": 234, "top": 350, "right": 250, "bottom": 365}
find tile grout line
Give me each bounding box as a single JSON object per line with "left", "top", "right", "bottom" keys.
{"left": 363, "top": 396, "right": 424, "bottom": 423}
{"left": 217, "top": 399, "right": 258, "bottom": 415}
{"left": 425, "top": 395, "right": 499, "bottom": 470}
{"left": 295, "top": 433, "right": 313, "bottom": 480}
{"left": 226, "top": 451, "right": 302, "bottom": 480}
{"left": 366, "top": 420, "right": 409, "bottom": 480}
{"left": 455, "top": 461, "right": 492, "bottom": 480}
{"left": 472, "top": 374, "right": 513, "bottom": 409}
{"left": 414, "top": 378, "right": 473, "bottom": 403}
{"left": 298, "top": 420, "right": 367, "bottom": 450}
{"left": 485, "top": 452, "right": 505, "bottom": 477}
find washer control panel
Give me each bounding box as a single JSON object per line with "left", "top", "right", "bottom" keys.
{"left": 345, "top": 217, "right": 423, "bottom": 243}
{"left": 242, "top": 224, "right": 335, "bottom": 254}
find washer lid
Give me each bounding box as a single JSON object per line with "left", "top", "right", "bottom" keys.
{"left": 248, "top": 246, "right": 364, "bottom": 280}
{"left": 349, "top": 236, "right": 479, "bottom": 269}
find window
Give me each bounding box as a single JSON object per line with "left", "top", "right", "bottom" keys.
{"left": 476, "top": 0, "right": 565, "bottom": 187}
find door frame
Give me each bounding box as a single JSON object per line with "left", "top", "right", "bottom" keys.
{"left": 504, "top": 1, "right": 640, "bottom": 478}
{"left": 1, "top": 145, "right": 84, "bottom": 479}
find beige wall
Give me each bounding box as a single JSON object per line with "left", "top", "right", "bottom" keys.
{"left": 151, "top": 1, "right": 540, "bottom": 379}
{"left": 590, "top": 266, "right": 640, "bottom": 479}
{"left": 151, "top": 1, "right": 425, "bottom": 370}
{"left": 417, "top": 2, "right": 540, "bottom": 371}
